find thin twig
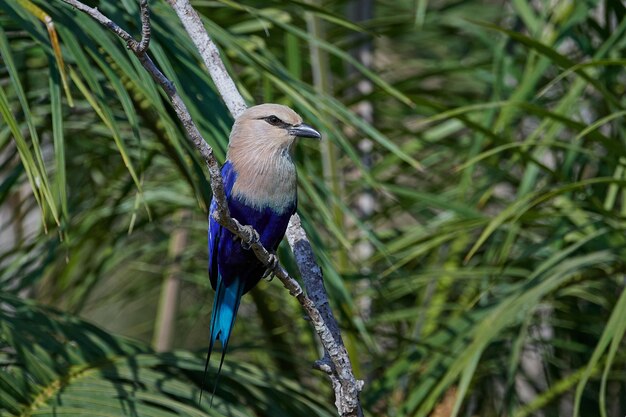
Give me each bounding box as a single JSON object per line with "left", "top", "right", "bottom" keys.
{"left": 59, "top": 1, "right": 364, "bottom": 415}
{"left": 62, "top": 0, "right": 135, "bottom": 45}
{"left": 136, "top": 0, "right": 151, "bottom": 53}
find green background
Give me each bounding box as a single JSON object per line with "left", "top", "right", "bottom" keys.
{"left": 1, "top": 0, "right": 625, "bottom": 416}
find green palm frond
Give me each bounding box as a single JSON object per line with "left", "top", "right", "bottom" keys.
{"left": 0, "top": 293, "right": 335, "bottom": 416}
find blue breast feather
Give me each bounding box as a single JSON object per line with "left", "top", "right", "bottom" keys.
{"left": 208, "top": 160, "right": 296, "bottom": 294}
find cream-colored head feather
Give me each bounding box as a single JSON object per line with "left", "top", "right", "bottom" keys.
{"left": 227, "top": 104, "right": 320, "bottom": 213}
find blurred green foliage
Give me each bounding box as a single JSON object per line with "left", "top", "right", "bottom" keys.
{"left": 1, "top": 0, "right": 625, "bottom": 416}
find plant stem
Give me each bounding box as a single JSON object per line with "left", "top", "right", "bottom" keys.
{"left": 152, "top": 209, "right": 189, "bottom": 352}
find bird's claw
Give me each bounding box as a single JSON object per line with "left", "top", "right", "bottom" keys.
{"left": 262, "top": 253, "right": 279, "bottom": 281}
{"left": 239, "top": 225, "right": 260, "bottom": 250}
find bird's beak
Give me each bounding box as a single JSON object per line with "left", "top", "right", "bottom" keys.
{"left": 288, "top": 123, "right": 321, "bottom": 139}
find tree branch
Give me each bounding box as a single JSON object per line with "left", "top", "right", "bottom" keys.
{"left": 59, "top": 1, "right": 363, "bottom": 415}
{"left": 165, "top": 0, "right": 247, "bottom": 119}
{"left": 136, "top": 0, "right": 151, "bottom": 53}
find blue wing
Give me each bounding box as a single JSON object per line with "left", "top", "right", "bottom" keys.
{"left": 207, "top": 161, "right": 237, "bottom": 290}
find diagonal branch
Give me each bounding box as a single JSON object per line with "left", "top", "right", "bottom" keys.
{"left": 59, "top": 1, "right": 363, "bottom": 415}
{"left": 164, "top": 0, "right": 247, "bottom": 118}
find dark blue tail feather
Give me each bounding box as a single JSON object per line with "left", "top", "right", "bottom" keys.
{"left": 199, "top": 275, "right": 245, "bottom": 406}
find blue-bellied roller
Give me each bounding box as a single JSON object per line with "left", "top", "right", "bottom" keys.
{"left": 204, "top": 103, "right": 321, "bottom": 400}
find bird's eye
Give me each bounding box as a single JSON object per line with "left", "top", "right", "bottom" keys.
{"left": 266, "top": 115, "right": 282, "bottom": 126}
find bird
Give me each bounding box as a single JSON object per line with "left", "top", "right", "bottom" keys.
{"left": 203, "top": 103, "right": 321, "bottom": 402}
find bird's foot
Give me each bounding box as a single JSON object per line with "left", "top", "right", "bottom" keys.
{"left": 262, "top": 253, "right": 279, "bottom": 281}
{"left": 239, "top": 225, "right": 260, "bottom": 250}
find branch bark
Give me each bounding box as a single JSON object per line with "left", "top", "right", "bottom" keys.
{"left": 165, "top": 0, "right": 247, "bottom": 119}
{"left": 59, "top": 1, "right": 363, "bottom": 415}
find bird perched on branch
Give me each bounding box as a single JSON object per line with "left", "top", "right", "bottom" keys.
{"left": 204, "top": 103, "right": 321, "bottom": 401}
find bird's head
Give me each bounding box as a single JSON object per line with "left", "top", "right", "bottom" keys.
{"left": 228, "top": 104, "right": 321, "bottom": 154}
